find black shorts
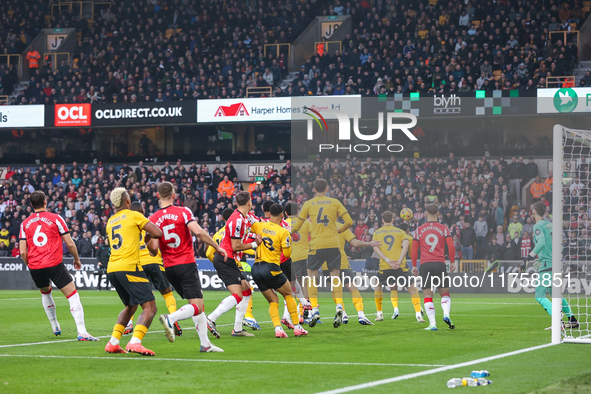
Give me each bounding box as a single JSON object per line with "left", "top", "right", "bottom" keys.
{"left": 142, "top": 263, "right": 171, "bottom": 293}
{"left": 165, "top": 263, "right": 203, "bottom": 300}
{"left": 252, "top": 262, "right": 288, "bottom": 292}
{"left": 107, "top": 269, "right": 155, "bottom": 307}
{"left": 308, "top": 248, "right": 341, "bottom": 271}
{"left": 377, "top": 269, "right": 413, "bottom": 287}
{"left": 213, "top": 253, "right": 246, "bottom": 287}
{"left": 30, "top": 262, "right": 72, "bottom": 290}
{"left": 419, "top": 262, "right": 448, "bottom": 290}
{"left": 281, "top": 258, "right": 293, "bottom": 282}
{"left": 292, "top": 259, "right": 307, "bottom": 280}
{"left": 341, "top": 268, "right": 355, "bottom": 282}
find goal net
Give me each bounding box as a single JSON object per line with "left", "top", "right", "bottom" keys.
{"left": 553, "top": 125, "right": 591, "bottom": 344}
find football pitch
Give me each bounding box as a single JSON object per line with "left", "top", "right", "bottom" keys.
{"left": 1, "top": 290, "right": 590, "bottom": 394}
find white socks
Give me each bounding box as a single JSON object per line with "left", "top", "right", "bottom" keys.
{"left": 283, "top": 300, "right": 290, "bottom": 320}
{"left": 441, "top": 295, "right": 451, "bottom": 317}
{"left": 192, "top": 312, "right": 211, "bottom": 347}
{"left": 168, "top": 304, "right": 196, "bottom": 324}
{"left": 358, "top": 310, "right": 365, "bottom": 319}
{"left": 293, "top": 280, "right": 305, "bottom": 300}
{"left": 129, "top": 336, "right": 141, "bottom": 344}
{"left": 41, "top": 290, "right": 59, "bottom": 330}
{"left": 208, "top": 294, "right": 240, "bottom": 322}
{"left": 109, "top": 337, "right": 119, "bottom": 346}
{"left": 67, "top": 291, "right": 87, "bottom": 335}
{"left": 424, "top": 300, "right": 436, "bottom": 326}
{"left": 234, "top": 296, "right": 250, "bottom": 332}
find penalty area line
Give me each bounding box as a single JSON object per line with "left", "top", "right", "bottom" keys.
{"left": 315, "top": 343, "right": 556, "bottom": 394}
{"left": 0, "top": 354, "right": 446, "bottom": 368}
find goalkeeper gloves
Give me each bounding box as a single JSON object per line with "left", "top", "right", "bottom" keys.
{"left": 520, "top": 254, "right": 536, "bottom": 273}
{"left": 532, "top": 261, "right": 541, "bottom": 271}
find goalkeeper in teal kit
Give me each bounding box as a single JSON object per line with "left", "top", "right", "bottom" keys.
{"left": 520, "top": 202, "right": 579, "bottom": 329}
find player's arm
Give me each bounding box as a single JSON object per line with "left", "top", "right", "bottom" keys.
{"left": 351, "top": 238, "right": 381, "bottom": 249}
{"left": 281, "top": 231, "right": 292, "bottom": 260}
{"left": 188, "top": 220, "right": 228, "bottom": 260}
{"left": 445, "top": 235, "right": 456, "bottom": 272}
{"left": 206, "top": 245, "right": 216, "bottom": 263}
{"left": 521, "top": 228, "right": 544, "bottom": 272}
{"left": 146, "top": 238, "right": 160, "bottom": 257}
{"left": 411, "top": 239, "right": 420, "bottom": 276}
{"left": 337, "top": 203, "right": 353, "bottom": 233}
{"left": 19, "top": 240, "right": 28, "bottom": 266}
{"left": 61, "top": 232, "right": 82, "bottom": 270}
{"left": 394, "top": 238, "right": 410, "bottom": 269}
{"left": 372, "top": 245, "right": 393, "bottom": 266}
{"left": 291, "top": 203, "right": 309, "bottom": 232}
{"left": 143, "top": 222, "right": 163, "bottom": 244}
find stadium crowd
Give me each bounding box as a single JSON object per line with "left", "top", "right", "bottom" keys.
{"left": 2, "top": 0, "right": 589, "bottom": 103}
{"left": 292, "top": 153, "right": 590, "bottom": 266}
{"left": 0, "top": 153, "right": 588, "bottom": 269}
{"left": 0, "top": 159, "right": 291, "bottom": 259}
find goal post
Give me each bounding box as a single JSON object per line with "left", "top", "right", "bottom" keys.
{"left": 552, "top": 125, "right": 562, "bottom": 344}
{"left": 553, "top": 124, "right": 591, "bottom": 344}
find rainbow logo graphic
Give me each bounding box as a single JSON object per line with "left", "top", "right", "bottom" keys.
{"left": 304, "top": 106, "right": 328, "bottom": 131}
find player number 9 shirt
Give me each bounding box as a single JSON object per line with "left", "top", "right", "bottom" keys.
{"left": 414, "top": 221, "right": 451, "bottom": 263}
{"left": 20, "top": 211, "right": 69, "bottom": 269}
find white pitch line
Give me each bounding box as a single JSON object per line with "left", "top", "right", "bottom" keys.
{"left": 315, "top": 343, "right": 555, "bottom": 394}
{"left": 0, "top": 354, "right": 445, "bottom": 367}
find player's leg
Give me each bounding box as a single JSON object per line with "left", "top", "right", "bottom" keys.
{"left": 280, "top": 259, "right": 295, "bottom": 329}
{"left": 420, "top": 263, "right": 438, "bottom": 330}
{"left": 407, "top": 283, "right": 425, "bottom": 323}
{"left": 276, "top": 281, "right": 308, "bottom": 336}
{"left": 387, "top": 271, "right": 400, "bottom": 320}
{"left": 208, "top": 255, "right": 245, "bottom": 331}
{"left": 106, "top": 272, "right": 136, "bottom": 354}
{"left": 374, "top": 283, "right": 384, "bottom": 321}
{"left": 124, "top": 272, "right": 158, "bottom": 356}
{"left": 261, "top": 288, "right": 286, "bottom": 337}
{"left": 242, "top": 285, "right": 261, "bottom": 331}
{"left": 145, "top": 263, "right": 181, "bottom": 336}
{"left": 535, "top": 274, "right": 553, "bottom": 316}
{"left": 346, "top": 280, "right": 373, "bottom": 325}
{"left": 30, "top": 267, "right": 61, "bottom": 336}
{"left": 230, "top": 279, "right": 255, "bottom": 337}
{"left": 306, "top": 251, "right": 323, "bottom": 326}
{"left": 187, "top": 298, "right": 223, "bottom": 352}
{"left": 107, "top": 304, "right": 138, "bottom": 353}
{"left": 438, "top": 286, "right": 454, "bottom": 329}
{"left": 55, "top": 263, "right": 97, "bottom": 341}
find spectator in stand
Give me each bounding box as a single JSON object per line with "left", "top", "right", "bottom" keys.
{"left": 460, "top": 221, "right": 476, "bottom": 260}
{"left": 486, "top": 237, "right": 503, "bottom": 265}
{"left": 502, "top": 233, "right": 519, "bottom": 260}
{"left": 507, "top": 215, "right": 523, "bottom": 239}
{"left": 473, "top": 215, "right": 488, "bottom": 259}
{"left": 77, "top": 231, "right": 93, "bottom": 257}
{"left": 507, "top": 157, "right": 523, "bottom": 206}
{"left": 530, "top": 176, "right": 546, "bottom": 203}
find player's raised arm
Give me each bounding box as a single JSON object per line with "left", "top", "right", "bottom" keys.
{"left": 188, "top": 220, "right": 229, "bottom": 261}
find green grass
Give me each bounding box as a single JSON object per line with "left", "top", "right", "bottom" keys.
{"left": 0, "top": 290, "right": 589, "bottom": 393}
